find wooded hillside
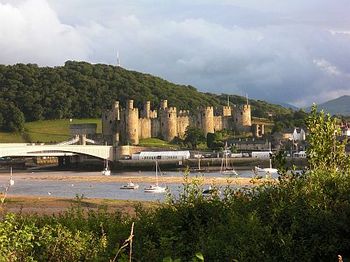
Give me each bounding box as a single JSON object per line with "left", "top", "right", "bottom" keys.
{"left": 0, "top": 61, "right": 291, "bottom": 132}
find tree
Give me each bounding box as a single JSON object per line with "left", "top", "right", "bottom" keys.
{"left": 206, "top": 132, "right": 224, "bottom": 150}
{"left": 306, "top": 105, "right": 350, "bottom": 173}
{"left": 184, "top": 127, "right": 205, "bottom": 149}
{"left": 0, "top": 101, "right": 25, "bottom": 132}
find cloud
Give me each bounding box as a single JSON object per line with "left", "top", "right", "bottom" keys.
{"left": 1, "top": 0, "right": 350, "bottom": 108}
{"left": 0, "top": 0, "right": 90, "bottom": 65}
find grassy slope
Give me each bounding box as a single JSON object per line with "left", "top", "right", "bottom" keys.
{"left": 0, "top": 119, "right": 101, "bottom": 143}
{"left": 139, "top": 138, "right": 180, "bottom": 149}
{"left": 0, "top": 132, "right": 25, "bottom": 143}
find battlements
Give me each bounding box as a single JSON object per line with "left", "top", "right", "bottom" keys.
{"left": 165, "top": 107, "right": 177, "bottom": 114}
{"left": 178, "top": 110, "right": 190, "bottom": 117}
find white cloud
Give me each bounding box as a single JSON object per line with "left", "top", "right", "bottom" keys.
{"left": 313, "top": 59, "right": 341, "bottom": 76}
{"left": 0, "top": 0, "right": 90, "bottom": 65}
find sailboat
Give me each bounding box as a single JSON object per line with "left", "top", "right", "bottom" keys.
{"left": 101, "top": 159, "right": 111, "bottom": 176}
{"left": 9, "top": 167, "right": 14, "bottom": 186}
{"left": 144, "top": 160, "right": 166, "bottom": 193}
{"left": 254, "top": 158, "right": 278, "bottom": 177}
{"left": 220, "top": 143, "right": 238, "bottom": 176}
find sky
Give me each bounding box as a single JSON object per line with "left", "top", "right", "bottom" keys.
{"left": 0, "top": 0, "right": 350, "bottom": 107}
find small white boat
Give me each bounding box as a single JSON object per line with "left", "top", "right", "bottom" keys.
{"left": 144, "top": 184, "right": 166, "bottom": 193}
{"left": 144, "top": 160, "right": 166, "bottom": 193}
{"left": 203, "top": 186, "right": 221, "bottom": 195}
{"left": 254, "top": 159, "right": 278, "bottom": 177}
{"left": 101, "top": 159, "right": 111, "bottom": 176}
{"left": 120, "top": 182, "right": 139, "bottom": 190}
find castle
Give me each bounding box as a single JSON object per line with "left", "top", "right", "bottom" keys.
{"left": 102, "top": 99, "right": 264, "bottom": 145}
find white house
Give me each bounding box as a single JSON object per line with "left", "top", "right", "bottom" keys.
{"left": 292, "top": 128, "right": 306, "bottom": 141}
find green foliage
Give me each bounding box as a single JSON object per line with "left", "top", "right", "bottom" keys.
{"left": 272, "top": 109, "right": 308, "bottom": 133}
{"left": 206, "top": 132, "right": 224, "bottom": 150}
{"left": 306, "top": 105, "right": 350, "bottom": 172}
{"left": 0, "top": 100, "right": 25, "bottom": 132}
{"left": 184, "top": 126, "right": 206, "bottom": 149}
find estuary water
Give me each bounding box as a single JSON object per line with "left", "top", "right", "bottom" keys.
{"left": 0, "top": 169, "right": 273, "bottom": 202}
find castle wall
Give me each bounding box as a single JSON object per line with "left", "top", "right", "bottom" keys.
{"left": 139, "top": 118, "right": 152, "bottom": 139}
{"left": 177, "top": 115, "right": 190, "bottom": 138}
{"left": 214, "top": 116, "right": 223, "bottom": 132}
{"left": 151, "top": 118, "right": 160, "bottom": 138}
{"left": 102, "top": 98, "right": 252, "bottom": 146}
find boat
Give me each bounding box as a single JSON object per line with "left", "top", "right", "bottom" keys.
{"left": 9, "top": 167, "right": 14, "bottom": 186}
{"left": 101, "top": 159, "right": 111, "bottom": 176}
{"left": 220, "top": 143, "right": 238, "bottom": 176}
{"left": 203, "top": 186, "right": 221, "bottom": 195}
{"left": 254, "top": 158, "right": 278, "bottom": 177}
{"left": 120, "top": 182, "right": 139, "bottom": 190}
{"left": 144, "top": 160, "right": 166, "bottom": 193}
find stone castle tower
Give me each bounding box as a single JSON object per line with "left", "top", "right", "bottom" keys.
{"left": 102, "top": 98, "right": 257, "bottom": 146}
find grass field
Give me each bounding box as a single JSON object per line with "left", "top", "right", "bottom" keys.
{"left": 0, "top": 119, "right": 101, "bottom": 143}
{"left": 0, "top": 132, "right": 25, "bottom": 143}
{"left": 139, "top": 137, "right": 180, "bottom": 149}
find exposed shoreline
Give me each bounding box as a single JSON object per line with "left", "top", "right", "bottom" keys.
{"left": 0, "top": 171, "right": 273, "bottom": 186}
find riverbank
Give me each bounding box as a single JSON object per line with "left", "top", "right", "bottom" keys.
{"left": 0, "top": 195, "right": 157, "bottom": 215}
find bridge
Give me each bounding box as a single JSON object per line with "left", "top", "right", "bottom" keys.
{"left": 0, "top": 144, "right": 114, "bottom": 161}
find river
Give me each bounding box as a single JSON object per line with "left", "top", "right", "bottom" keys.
{"left": 0, "top": 169, "right": 276, "bottom": 202}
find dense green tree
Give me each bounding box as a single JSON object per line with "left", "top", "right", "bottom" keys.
{"left": 206, "top": 132, "right": 224, "bottom": 150}
{"left": 184, "top": 127, "right": 206, "bottom": 149}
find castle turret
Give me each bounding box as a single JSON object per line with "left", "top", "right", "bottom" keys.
{"left": 234, "top": 104, "right": 251, "bottom": 132}
{"left": 200, "top": 107, "right": 214, "bottom": 135}
{"left": 142, "top": 101, "right": 151, "bottom": 118}
{"left": 222, "top": 106, "right": 232, "bottom": 117}
{"left": 161, "top": 100, "right": 168, "bottom": 109}
{"left": 159, "top": 100, "right": 177, "bottom": 141}
{"left": 126, "top": 99, "right": 139, "bottom": 145}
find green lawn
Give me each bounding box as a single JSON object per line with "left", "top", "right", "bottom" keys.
{"left": 0, "top": 119, "right": 101, "bottom": 143}
{"left": 139, "top": 138, "right": 180, "bottom": 149}
{"left": 0, "top": 132, "right": 25, "bottom": 143}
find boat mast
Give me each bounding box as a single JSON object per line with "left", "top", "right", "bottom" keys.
{"left": 155, "top": 160, "right": 158, "bottom": 186}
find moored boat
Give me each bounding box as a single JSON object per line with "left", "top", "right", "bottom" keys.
{"left": 120, "top": 182, "right": 139, "bottom": 190}
{"left": 144, "top": 160, "right": 166, "bottom": 193}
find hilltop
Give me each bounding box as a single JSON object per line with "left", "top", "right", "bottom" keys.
{"left": 307, "top": 95, "right": 350, "bottom": 116}
{"left": 0, "top": 61, "right": 291, "bottom": 132}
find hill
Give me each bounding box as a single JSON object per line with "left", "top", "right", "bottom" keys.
{"left": 307, "top": 95, "right": 350, "bottom": 116}
{"left": 0, "top": 61, "right": 291, "bottom": 132}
